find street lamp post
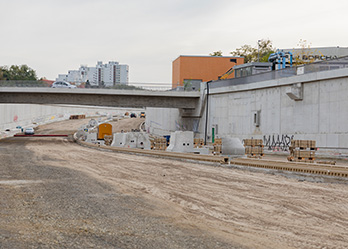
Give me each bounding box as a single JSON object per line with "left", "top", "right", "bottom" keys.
{"left": 257, "top": 40, "right": 261, "bottom": 62}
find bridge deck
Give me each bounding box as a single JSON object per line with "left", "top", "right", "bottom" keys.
{"left": 0, "top": 88, "right": 201, "bottom": 109}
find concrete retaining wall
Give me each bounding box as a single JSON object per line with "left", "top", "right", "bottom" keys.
{"left": 0, "top": 104, "right": 137, "bottom": 139}
{"left": 145, "top": 68, "right": 348, "bottom": 155}
{"left": 145, "top": 108, "right": 201, "bottom": 136}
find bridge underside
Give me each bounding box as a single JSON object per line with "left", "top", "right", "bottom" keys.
{"left": 0, "top": 88, "right": 200, "bottom": 109}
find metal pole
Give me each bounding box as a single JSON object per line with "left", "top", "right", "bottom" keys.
{"left": 204, "top": 81, "right": 210, "bottom": 145}
{"left": 257, "top": 40, "right": 260, "bottom": 62}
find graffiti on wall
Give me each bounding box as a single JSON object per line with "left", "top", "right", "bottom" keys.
{"left": 263, "top": 134, "right": 294, "bottom": 151}
{"left": 175, "top": 119, "right": 200, "bottom": 132}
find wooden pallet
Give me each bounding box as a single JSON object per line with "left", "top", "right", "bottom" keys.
{"left": 247, "top": 155, "right": 263, "bottom": 159}
{"left": 287, "top": 156, "right": 315, "bottom": 163}
{"left": 69, "top": 114, "right": 86, "bottom": 120}
{"left": 297, "top": 147, "right": 317, "bottom": 150}
{"left": 293, "top": 159, "right": 315, "bottom": 163}
{"left": 230, "top": 158, "right": 348, "bottom": 178}
{"left": 104, "top": 135, "right": 113, "bottom": 146}
{"left": 247, "top": 153, "right": 264, "bottom": 157}
{"left": 316, "top": 161, "right": 336, "bottom": 165}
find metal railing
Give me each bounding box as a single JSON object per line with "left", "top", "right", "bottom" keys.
{"left": 0, "top": 80, "right": 51, "bottom": 88}
{"left": 2, "top": 56, "right": 348, "bottom": 91}
{"left": 210, "top": 55, "right": 348, "bottom": 89}
{"left": 0, "top": 80, "right": 172, "bottom": 91}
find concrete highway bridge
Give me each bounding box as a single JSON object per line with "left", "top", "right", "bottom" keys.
{"left": 0, "top": 88, "right": 201, "bottom": 110}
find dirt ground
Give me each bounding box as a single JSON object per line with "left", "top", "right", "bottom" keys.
{"left": 33, "top": 116, "right": 145, "bottom": 135}
{"left": 1, "top": 117, "right": 348, "bottom": 248}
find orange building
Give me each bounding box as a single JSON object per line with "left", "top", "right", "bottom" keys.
{"left": 172, "top": 55, "right": 244, "bottom": 88}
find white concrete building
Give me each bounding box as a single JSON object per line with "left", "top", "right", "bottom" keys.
{"left": 57, "top": 61, "right": 129, "bottom": 87}
{"left": 66, "top": 70, "right": 81, "bottom": 83}
{"left": 57, "top": 74, "right": 68, "bottom": 82}
{"left": 98, "top": 61, "right": 129, "bottom": 87}
{"left": 283, "top": 46, "right": 348, "bottom": 62}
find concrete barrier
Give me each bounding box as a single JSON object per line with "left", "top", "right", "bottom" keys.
{"left": 111, "top": 132, "right": 151, "bottom": 150}
{"left": 136, "top": 132, "right": 151, "bottom": 150}
{"left": 221, "top": 137, "right": 245, "bottom": 156}
{"left": 85, "top": 132, "right": 98, "bottom": 144}
{"left": 74, "top": 133, "right": 229, "bottom": 164}
{"left": 166, "top": 131, "right": 194, "bottom": 153}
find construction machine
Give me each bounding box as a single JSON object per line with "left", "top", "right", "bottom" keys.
{"left": 268, "top": 49, "right": 293, "bottom": 70}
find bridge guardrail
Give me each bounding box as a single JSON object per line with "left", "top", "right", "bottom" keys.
{"left": 0, "top": 80, "right": 172, "bottom": 91}
{"left": 0, "top": 80, "right": 51, "bottom": 88}
{"left": 210, "top": 55, "right": 348, "bottom": 89}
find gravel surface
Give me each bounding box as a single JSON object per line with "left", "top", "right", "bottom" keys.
{"left": 0, "top": 137, "right": 238, "bottom": 249}
{"left": 1, "top": 118, "right": 348, "bottom": 248}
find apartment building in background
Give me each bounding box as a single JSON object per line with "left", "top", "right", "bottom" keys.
{"left": 57, "top": 61, "right": 129, "bottom": 87}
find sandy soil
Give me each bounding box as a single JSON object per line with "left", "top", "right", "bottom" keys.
{"left": 34, "top": 116, "right": 145, "bottom": 135}
{"left": 1, "top": 118, "right": 348, "bottom": 248}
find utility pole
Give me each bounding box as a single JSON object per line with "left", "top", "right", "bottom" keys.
{"left": 257, "top": 40, "right": 261, "bottom": 62}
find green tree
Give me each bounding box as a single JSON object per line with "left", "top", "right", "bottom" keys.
{"left": 0, "top": 66, "right": 9, "bottom": 80}
{"left": 292, "top": 39, "right": 318, "bottom": 65}
{"left": 209, "top": 50, "right": 223, "bottom": 56}
{"left": 230, "top": 39, "right": 276, "bottom": 63}
{"left": 0, "top": 64, "right": 37, "bottom": 80}
{"left": 258, "top": 39, "right": 276, "bottom": 62}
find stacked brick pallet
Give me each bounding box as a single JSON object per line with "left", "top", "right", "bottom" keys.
{"left": 244, "top": 139, "right": 264, "bottom": 158}
{"left": 151, "top": 137, "right": 167, "bottom": 151}
{"left": 69, "top": 114, "right": 86, "bottom": 120}
{"left": 288, "top": 140, "right": 316, "bottom": 163}
{"left": 194, "top": 138, "right": 204, "bottom": 148}
{"left": 213, "top": 138, "right": 222, "bottom": 155}
{"left": 104, "top": 135, "right": 113, "bottom": 146}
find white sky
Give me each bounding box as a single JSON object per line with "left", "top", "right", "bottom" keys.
{"left": 1, "top": 0, "right": 348, "bottom": 85}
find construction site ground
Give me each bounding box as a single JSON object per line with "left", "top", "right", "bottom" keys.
{"left": 1, "top": 117, "right": 348, "bottom": 248}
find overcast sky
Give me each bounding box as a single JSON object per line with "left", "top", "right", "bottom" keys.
{"left": 1, "top": 0, "right": 348, "bottom": 85}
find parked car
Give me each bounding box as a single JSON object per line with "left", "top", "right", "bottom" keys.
{"left": 24, "top": 127, "right": 35, "bottom": 135}
{"left": 130, "top": 113, "right": 137, "bottom": 118}
{"left": 51, "top": 81, "right": 77, "bottom": 89}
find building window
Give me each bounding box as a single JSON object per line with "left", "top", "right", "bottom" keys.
{"left": 253, "top": 110, "right": 261, "bottom": 127}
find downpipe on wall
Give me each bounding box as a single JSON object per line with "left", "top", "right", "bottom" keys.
{"left": 204, "top": 81, "right": 211, "bottom": 145}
